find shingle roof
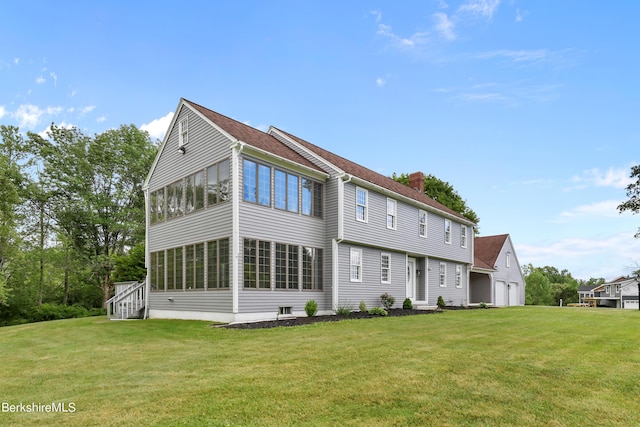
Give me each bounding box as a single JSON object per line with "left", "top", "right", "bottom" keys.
{"left": 272, "top": 127, "right": 469, "bottom": 221}
{"left": 474, "top": 234, "right": 509, "bottom": 270}
{"left": 184, "top": 99, "right": 323, "bottom": 173}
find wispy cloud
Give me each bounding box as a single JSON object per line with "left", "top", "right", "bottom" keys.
{"left": 376, "top": 77, "right": 386, "bottom": 87}
{"left": 50, "top": 72, "right": 58, "bottom": 86}
{"left": 458, "top": 0, "right": 501, "bottom": 18}
{"left": 12, "top": 104, "right": 64, "bottom": 129}
{"left": 370, "top": 9, "right": 382, "bottom": 23}
{"left": 141, "top": 112, "right": 174, "bottom": 141}
{"left": 558, "top": 200, "right": 624, "bottom": 220}
{"left": 377, "top": 23, "right": 429, "bottom": 50}
{"left": 436, "top": 81, "right": 562, "bottom": 105}
{"left": 79, "top": 105, "right": 96, "bottom": 115}
{"left": 515, "top": 8, "right": 525, "bottom": 22}
{"left": 97, "top": 116, "right": 106, "bottom": 123}
{"left": 568, "top": 167, "right": 635, "bottom": 191}
{"left": 433, "top": 12, "right": 456, "bottom": 40}
{"left": 0, "top": 106, "right": 6, "bottom": 120}
{"left": 36, "top": 75, "right": 46, "bottom": 84}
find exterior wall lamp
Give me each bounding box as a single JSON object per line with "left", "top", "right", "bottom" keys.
{"left": 178, "top": 146, "right": 186, "bottom": 154}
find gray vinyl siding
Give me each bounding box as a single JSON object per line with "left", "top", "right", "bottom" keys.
{"left": 490, "top": 237, "right": 525, "bottom": 306}
{"left": 147, "top": 104, "right": 234, "bottom": 251}
{"left": 337, "top": 244, "right": 406, "bottom": 310}
{"left": 147, "top": 104, "right": 235, "bottom": 314}
{"left": 236, "top": 154, "right": 331, "bottom": 313}
{"left": 342, "top": 183, "right": 472, "bottom": 264}
{"left": 426, "top": 258, "right": 468, "bottom": 306}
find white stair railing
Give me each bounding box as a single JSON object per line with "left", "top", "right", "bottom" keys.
{"left": 107, "top": 280, "right": 146, "bottom": 320}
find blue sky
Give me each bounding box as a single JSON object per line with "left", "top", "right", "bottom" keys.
{"left": 1, "top": 0, "right": 639, "bottom": 281}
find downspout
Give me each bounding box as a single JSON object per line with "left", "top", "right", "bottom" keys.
{"left": 332, "top": 173, "right": 352, "bottom": 311}
{"left": 231, "top": 141, "right": 245, "bottom": 316}
{"left": 143, "top": 187, "right": 150, "bottom": 319}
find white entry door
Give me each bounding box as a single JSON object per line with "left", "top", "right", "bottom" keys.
{"left": 407, "top": 258, "right": 416, "bottom": 300}
{"left": 509, "top": 283, "right": 519, "bottom": 306}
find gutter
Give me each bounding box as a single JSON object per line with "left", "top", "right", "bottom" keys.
{"left": 332, "top": 173, "right": 352, "bottom": 311}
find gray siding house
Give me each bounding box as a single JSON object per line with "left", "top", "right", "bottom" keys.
{"left": 470, "top": 234, "right": 525, "bottom": 306}
{"left": 143, "top": 99, "right": 477, "bottom": 322}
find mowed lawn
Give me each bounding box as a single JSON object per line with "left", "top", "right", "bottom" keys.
{"left": 1, "top": 307, "right": 639, "bottom": 427}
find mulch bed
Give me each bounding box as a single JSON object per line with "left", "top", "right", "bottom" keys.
{"left": 219, "top": 308, "right": 446, "bottom": 329}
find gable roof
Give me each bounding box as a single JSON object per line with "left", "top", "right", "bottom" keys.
{"left": 184, "top": 99, "right": 323, "bottom": 173}
{"left": 474, "top": 234, "right": 509, "bottom": 270}
{"left": 271, "top": 127, "right": 469, "bottom": 222}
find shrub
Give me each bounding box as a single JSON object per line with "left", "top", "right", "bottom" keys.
{"left": 368, "top": 307, "right": 388, "bottom": 316}
{"left": 479, "top": 302, "right": 489, "bottom": 309}
{"left": 305, "top": 300, "right": 318, "bottom": 317}
{"left": 437, "top": 296, "right": 446, "bottom": 309}
{"left": 335, "top": 304, "right": 352, "bottom": 316}
{"left": 359, "top": 300, "right": 367, "bottom": 312}
{"left": 403, "top": 298, "right": 413, "bottom": 310}
{"left": 380, "top": 293, "right": 395, "bottom": 310}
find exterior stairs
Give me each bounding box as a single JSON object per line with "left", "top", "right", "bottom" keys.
{"left": 107, "top": 280, "right": 146, "bottom": 320}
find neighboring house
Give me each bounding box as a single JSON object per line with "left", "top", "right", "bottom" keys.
{"left": 578, "top": 284, "right": 599, "bottom": 304}
{"left": 591, "top": 276, "right": 639, "bottom": 309}
{"left": 470, "top": 234, "right": 525, "bottom": 306}
{"left": 142, "top": 98, "right": 477, "bottom": 322}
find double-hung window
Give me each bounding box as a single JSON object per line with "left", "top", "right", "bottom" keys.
{"left": 444, "top": 219, "right": 452, "bottom": 244}
{"left": 455, "top": 265, "right": 462, "bottom": 288}
{"left": 460, "top": 225, "right": 467, "bottom": 248}
{"left": 386, "top": 198, "right": 397, "bottom": 230}
{"left": 506, "top": 252, "right": 511, "bottom": 268}
{"left": 381, "top": 253, "right": 391, "bottom": 284}
{"left": 439, "top": 262, "right": 446, "bottom": 287}
{"left": 356, "top": 187, "right": 367, "bottom": 222}
{"left": 350, "top": 248, "right": 362, "bottom": 282}
{"left": 419, "top": 210, "right": 427, "bottom": 238}
{"left": 179, "top": 118, "right": 188, "bottom": 148}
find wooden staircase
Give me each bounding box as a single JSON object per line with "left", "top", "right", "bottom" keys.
{"left": 107, "top": 280, "right": 146, "bottom": 320}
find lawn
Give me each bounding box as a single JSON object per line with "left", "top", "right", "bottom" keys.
{"left": 1, "top": 306, "right": 639, "bottom": 426}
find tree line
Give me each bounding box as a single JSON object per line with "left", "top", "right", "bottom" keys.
{"left": 0, "top": 124, "right": 157, "bottom": 325}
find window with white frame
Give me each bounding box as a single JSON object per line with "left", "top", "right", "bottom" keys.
{"left": 455, "top": 265, "right": 462, "bottom": 288}
{"left": 179, "top": 118, "right": 188, "bottom": 147}
{"left": 380, "top": 253, "right": 391, "bottom": 284}
{"left": 356, "top": 187, "right": 368, "bottom": 222}
{"left": 506, "top": 252, "right": 511, "bottom": 268}
{"left": 444, "top": 219, "right": 452, "bottom": 244}
{"left": 419, "top": 210, "right": 427, "bottom": 238}
{"left": 460, "top": 225, "right": 467, "bottom": 248}
{"left": 386, "top": 198, "right": 397, "bottom": 230}
{"left": 439, "top": 262, "right": 446, "bottom": 287}
{"left": 350, "top": 248, "right": 362, "bottom": 282}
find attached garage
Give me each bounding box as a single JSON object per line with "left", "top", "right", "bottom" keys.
{"left": 509, "top": 282, "right": 519, "bottom": 306}
{"left": 495, "top": 281, "right": 507, "bottom": 306}
{"left": 623, "top": 300, "right": 639, "bottom": 310}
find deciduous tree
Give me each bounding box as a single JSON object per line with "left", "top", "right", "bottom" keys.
{"left": 618, "top": 164, "right": 640, "bottom": 237}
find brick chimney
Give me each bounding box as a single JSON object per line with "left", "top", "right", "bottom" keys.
{"left": 409, "top": 171, "right": 424, "bottom": 193}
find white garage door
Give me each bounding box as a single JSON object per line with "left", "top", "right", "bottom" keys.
{"left": 509, "top": 283, "right": 519, "bottom": 306}
{"left": 495, "top": 281, "right": 507, "bottom": 306}
{"left": 624, "top": 300, "right": 639, "bottom": 310}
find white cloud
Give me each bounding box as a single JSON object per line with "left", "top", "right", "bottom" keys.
{"left": 517, "top": 233, "right": 640, "bottom": 280}
{"left": 37, "top": 122, "right": 76, "bottom": 139}
{"left": 473, "top": 49, "right": 549, "bottom": 63}
{"left": 376, "top": 77, "right": 386, "bottom": 87}
{"left": 370, "top": 9, "right": 382, "bottom": 23}
{"left": 14, "top": 58, "right": 19, "bottom": 65}
{"left": 97, "top": 116, "right": 107, "bottom": 123}
{"left": 377, "top": 23, "right": 429, "bottom": 49}
{"left": 559, "top": 200, "right": 624, "bottom": 219}
{"left": 515, "top": 8, "right": 524, "bottom": 22}
{"left": 12, "top": 104, "right": 64, "bottom": 129}
{"left": 79, "top": 105, "right": 96, "bottom": 115}
{"left": 0, "top": 106, "right": 6, "bottom": 120}
{"left": 141, "top": 112, "right": 174, "bottom": 141}
{"left": 433, "top": 12, "right": 456, "bottom": 40}
{"left": 570, "top": 167, "right": 635, "bottom": 190}
{"left": 69, "top": 89, "right": 77, "bottom": 98}
{"left": 50, "top": 72, "right": 58, "bottom": 86}
{"left": 436, "top": 0, "right": 449, "bottom": 9}
{"left": 458, "top": 0, "right": 501, "bottom": 18}
{"left": 36, "top": 76, "right": 46, "bottom": 84}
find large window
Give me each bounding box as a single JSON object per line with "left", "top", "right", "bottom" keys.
{"left": 350, "top": 248, "right": 362, "bottom": 282}
{"left": 287, "top": 174, "right": 299, "bottom": 212}
{"left": 167, "top": 180, "right": 184, "bottom": 219}
{"left": 381, "top": 253, "right": 391, "bottom": 284}
{"left": 302, "top": 247, "right": 322, "bottom": 290}
{"left": 419, "top": 210, "right": 427, "bottom": 238}
{"left": 444, "top": 219, "right": 452, "bottom": 244}
{"left": 244, "top": 239, "right": 271, "bottom": 289}
{"left": 207, "top": 238, "right": 230, "bottom": 289}
{"left": 150, "top": 251, "right": 166, "bottom": 291}
{"left": 274, "top": 169, "right": 300, "bottom": 213}
{"left": 387, "top": 198, "right": 397, "bottom": 230}
{"left": 456, "top": 265, "right": 462, "bottom": 288}
{"left": 276, "top": 243, "right": 299, "bottom": 290}
{"left": 195, "top": 243, "right": 205, "bottom": 289}
{"left": 243, "top": 159, "right": 271, "bottom": 206}
{"left": 301, "top": 178, "right": 323, "bottom": 218}
{"left": 186, "top": 171, "right": 205, "bottom": 214}
{"left": 439, "top": 262, "right": 447, "bottom": 287}
{"left": 208, "top": 159, "right": 230, "bottom": 206}
{"left": 356, "top": 187, "right": 367, "bottom": 222}
{"left": 167, "top": 247, "right": 183, "bottom": 291}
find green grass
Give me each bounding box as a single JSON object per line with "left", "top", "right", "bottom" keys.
{"left": 1, "top": 307, "right": 639, "bottom": 426}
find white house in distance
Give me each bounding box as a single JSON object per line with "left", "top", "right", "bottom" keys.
{"left": 131, "top": 98, "right": 525, "bottom": 323}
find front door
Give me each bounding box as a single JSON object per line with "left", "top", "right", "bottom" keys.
{"left": 407, "top": 258, "right": 416, "bottom": 301}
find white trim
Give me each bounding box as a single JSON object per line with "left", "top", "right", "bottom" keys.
{"left": 179, "top": 117, "right": 188, "bottom": 147}
{"left": 386, "top": 198, "right": 397, "bottom": 230}
{"left": 460, "top": 225, "right": 467, "bottom": 248}
{"left": 380, "top": 252, "right": 391, "bottom": 284}
{"left": 444, "top": 219, "right": 452, "bottom": 244}
{"left": 455, "top": 264, "right": 462, "bottom": 288}
{"left": 419, "top": 209, "right": 427, "bottom": 238}
{"left": 350, "top": 248, "right": 363, "bottom": 282}
{"left": 231, "top": 142, "right": 241, "bottom": 313}
{"left": 439, "top": 262, "right": 447, "bottom": 287}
